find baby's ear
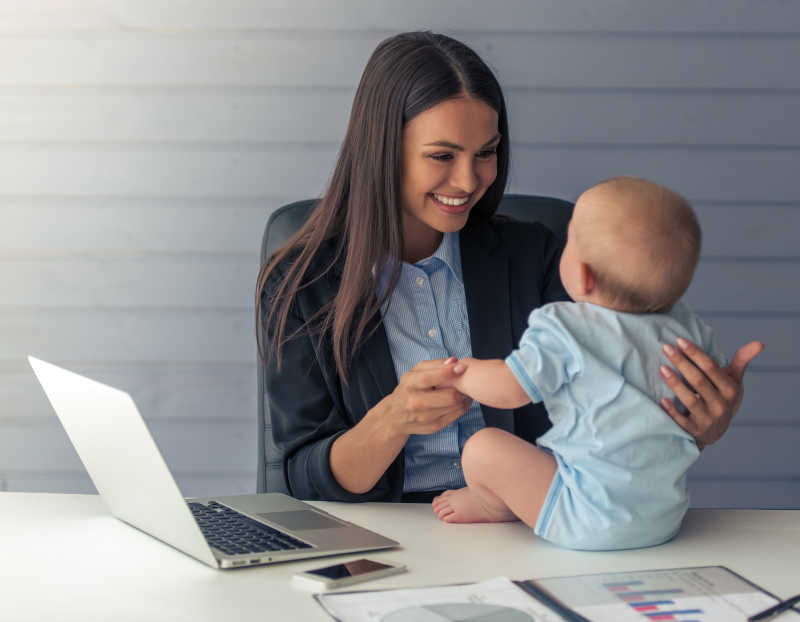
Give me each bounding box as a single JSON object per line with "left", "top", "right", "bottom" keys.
{"left": 578, "top": 261, "right": 596, "bottom": 296}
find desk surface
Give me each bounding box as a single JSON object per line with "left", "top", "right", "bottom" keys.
{"left": 1, "top": 492, "right": 798, "bottom": 621}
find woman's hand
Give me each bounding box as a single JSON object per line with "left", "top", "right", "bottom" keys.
{"left": 330, "top": 358, "right": 471, "bottom": 494}
{"left": 383, "top": 358, "right": 472, "bottom": 436}
{"left": 659, "top": 338, "right": 764, "bottom": 448}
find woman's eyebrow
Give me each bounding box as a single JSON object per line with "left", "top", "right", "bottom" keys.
{"left": 423, "top": 133, "right": 502, "bottom": 150}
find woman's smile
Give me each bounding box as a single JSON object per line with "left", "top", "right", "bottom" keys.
{"left": 430, "top": 192, "right": 472, "bottom": 213}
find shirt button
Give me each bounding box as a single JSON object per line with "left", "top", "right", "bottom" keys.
{"left": 427, "top": 328, "right": 438, "bottom": 339}
{"left": 453, "top": 461, "right": 461, "bottom": 470}
{"left": 415, "top": 276, "right": 425, "bottom": 287}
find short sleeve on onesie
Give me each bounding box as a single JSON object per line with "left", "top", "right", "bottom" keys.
{"left": 505, "top": 305, "right": 583, "bottom": 403}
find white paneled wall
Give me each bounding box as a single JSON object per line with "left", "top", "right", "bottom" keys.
{"left": 1, "top": 1, "right": 798, "bottom": 506}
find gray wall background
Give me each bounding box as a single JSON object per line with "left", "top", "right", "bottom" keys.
{"left": 1, "top": 1, "right": 798, "bottom": 508}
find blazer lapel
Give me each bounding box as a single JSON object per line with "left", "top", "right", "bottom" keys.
{"left": 460, "top": 222, "right": 515, "bottom": 432}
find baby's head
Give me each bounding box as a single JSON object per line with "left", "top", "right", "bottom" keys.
{"left": 560, "top": 176, "right": 701, "bottom": 313}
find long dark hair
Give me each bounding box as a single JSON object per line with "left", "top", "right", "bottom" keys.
{"left": 256, "top": 31, "right": 510, "bottom": 382}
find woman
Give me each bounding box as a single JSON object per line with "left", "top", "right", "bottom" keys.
{"left": 256, "top": 31, "right": 762, "bottom": 503}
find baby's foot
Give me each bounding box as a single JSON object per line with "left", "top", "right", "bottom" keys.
{"left": 432, "top": 488, "right": 517, "bottom": 524}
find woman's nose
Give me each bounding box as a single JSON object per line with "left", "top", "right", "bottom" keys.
{"left": 450, "top": 159, "right": 479, "bottom": 194}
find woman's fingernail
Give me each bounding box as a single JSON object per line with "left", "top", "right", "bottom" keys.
{"left": 453, "top": 364, "right": 465, "bottom": 374}
{"left": 660, "top": 365, "right": 673, "bottom": 378}
{"left": 662, "top": 344, "right": 676, "bottom": 356}
{"left": 677, "top": 337, "right": 690, "bottom": 350}
{"left": 660, "top": 398, "right": 672, "bottom": 410}
{"left": 444, "top": 356, "right": 456, "bottom": 365}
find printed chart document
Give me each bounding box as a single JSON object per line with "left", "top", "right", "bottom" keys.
{"left": 315, "top": 567, "right": 800, "bottom": 622}
{"left": 529, "top": 566, "right": 800, "bottom": 622}
{"left": 315, "top": 576, "right": 573, "bottom": 621}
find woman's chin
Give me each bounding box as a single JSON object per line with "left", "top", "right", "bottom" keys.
{"left": 433, "top": 211, "right": 471, "bottom": 233}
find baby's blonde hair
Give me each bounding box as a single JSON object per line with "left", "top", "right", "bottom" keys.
{"left": 574, "top": 176, "right": 701, "bottom": 313}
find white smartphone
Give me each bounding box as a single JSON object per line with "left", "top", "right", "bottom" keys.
{"left": 292, "top": 558, "right": 406, "bottom": 591}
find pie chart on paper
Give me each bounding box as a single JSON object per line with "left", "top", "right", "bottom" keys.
{"left": 381, "top": 603, "right": 533, "bottom": 621}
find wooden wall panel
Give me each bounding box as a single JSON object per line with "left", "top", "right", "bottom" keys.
{"left": 2, "top": 202, "right": 797, "bottom": 259}
{"left": 0, "top": 147, "right": 797, "bottom": 200}
{"left": 4, "top": 90, "right": 800, "bottom": 146}
{"left": 0, "top": 35, "right": 798, "bottom": 89}
{"left": 3, "top": 1, "right": 800, "bottom": 34}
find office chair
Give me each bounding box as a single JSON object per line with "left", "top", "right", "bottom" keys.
{"left": 257, "top": 194, "right": 574, "bottom": 493}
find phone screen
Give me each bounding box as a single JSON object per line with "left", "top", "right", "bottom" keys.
{"left": 306, "top": 559, "right": 392, "bottom": 580}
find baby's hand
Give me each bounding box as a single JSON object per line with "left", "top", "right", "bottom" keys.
{"left": 444, "top": 357, "right": 474, "bottom": 373}
{"left": 438, "top": 357, "right": 468, "bottom": 390}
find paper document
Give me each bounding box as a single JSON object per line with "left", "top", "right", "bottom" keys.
{"left": 533, "top": 566, "right": 800, "bottom": 621}
{"left": 315, "top": 576, "right": 570, "bottom": 621}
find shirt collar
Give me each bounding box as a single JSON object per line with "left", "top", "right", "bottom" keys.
{"left": 375, "top": 231, "right": 464, "bottom": 297}
{"left": 416, "top": 231, "right": 463, "bottom": 285}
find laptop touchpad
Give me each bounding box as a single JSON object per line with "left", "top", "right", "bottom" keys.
{"left": 258, "top": 510, "right": 345, "bottom": 530}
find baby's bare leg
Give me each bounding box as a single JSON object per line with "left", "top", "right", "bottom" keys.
{"left": 432, "top": 427, "right": 557, "bottom": 527}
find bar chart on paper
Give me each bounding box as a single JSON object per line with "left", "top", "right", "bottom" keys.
{"left": 533, "top": 566, "right": 800, "bottom": 622}
{"left": 603, "top": 579, "right": 704, "bottom": 620}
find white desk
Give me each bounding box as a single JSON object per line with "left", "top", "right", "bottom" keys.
{"left": 1, "top": 492, "right": 798, "bottom": 621}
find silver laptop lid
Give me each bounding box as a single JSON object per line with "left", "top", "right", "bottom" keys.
{"left": 28, "top": 356, "right": 217, "bottom": 567}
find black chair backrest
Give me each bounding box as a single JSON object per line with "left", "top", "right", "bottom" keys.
{"left": 256, "top": 194, "right": 573, "bottom": 493}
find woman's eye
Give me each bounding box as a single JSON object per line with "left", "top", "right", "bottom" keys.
{"left": 428, "top": 149, "right": 496, "bottom": 162}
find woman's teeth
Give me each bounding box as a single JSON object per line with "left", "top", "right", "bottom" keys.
{"left": 433, "top": 193, "right": 469, "bottom": 207}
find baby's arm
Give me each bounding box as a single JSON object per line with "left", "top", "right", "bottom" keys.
{"left": 450, "top": 358, "right": 532, "bottom": 410}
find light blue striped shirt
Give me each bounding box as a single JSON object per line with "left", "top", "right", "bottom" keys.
{"left": 378, "top": 232, "right": 485, "bottom": 492}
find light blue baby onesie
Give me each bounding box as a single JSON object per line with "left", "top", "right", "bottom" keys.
{"left": 505, "top": 300, "right": 725, "bottom": 551}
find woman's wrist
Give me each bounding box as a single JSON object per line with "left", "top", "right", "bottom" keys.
{"left": 329, "top": 395, "right": 409, "bottom": 494}
{"left": 365, "top": 392, "right": 411, "bottom": 444}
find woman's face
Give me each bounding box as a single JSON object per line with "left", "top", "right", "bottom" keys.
{"left": 400, "top": 96, "right": 500, "bottom": 262}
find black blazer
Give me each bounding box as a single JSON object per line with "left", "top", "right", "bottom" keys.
{"left": 262, "top": 217, "right": 568, "bottom": 501}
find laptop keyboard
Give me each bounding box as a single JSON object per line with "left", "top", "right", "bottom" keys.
{"left": 188, "top": 501, "right": 312, "bottom": 556}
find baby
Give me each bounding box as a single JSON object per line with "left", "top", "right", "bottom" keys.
{"left": 433, "top": 176, "right": 725, "bottom": 550}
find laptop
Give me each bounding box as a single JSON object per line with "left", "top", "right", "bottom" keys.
{"left": 28, "top": 356, "right": 398, "bottom": 569}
